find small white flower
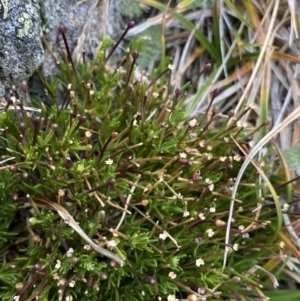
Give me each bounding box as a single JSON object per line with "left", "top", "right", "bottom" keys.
{"left": 105, "top": 158, "right": 113, "bottom": 165}
{"left": 208, "top": 184, "right": 214, "bottom": 191}
{"left": 189, "top": 118, "right": 197, "bottom": 127}
{"left": 225, "top": 246, "right": 233, "bottom": 253}
{"left": 242, "top": 233, "right": 250, "bottom": 239}
{"left": 238, "top": 225, "right": 245, "bottom": 231}
{"left": 183, "top": 210, "right": 190, "bottom": 217}
{"left": 55, "top": 260, "right": 61, "bottom": 269}
{"left": 177, "top": 193, "right": 183, "bottom": 200}
{"left": 199, "top": 213, "right": 205, "bottom": 220}
{"left": 234, "top": 154, "right": 241, "bottom": 161}
{"left": 167, "top": 295, "right": 178, "bottom": 301}
{"left": 15, "top": 283, "right": 23, "bottom": 290}
{"left": 58, "top": 278, "right": 67, "bottom": 286}
{"left": 168, "top": 272, "right": 177, "bottom": 279}
{"left": 168, "top": 64, "right": 175, "bottom": 70}
{"left": 279, "top": 241, "right": 285, "bottom": 249}
{"left": 13, "top": 296, "right": 20, "bottom": 301}
{"left": 179, "top": 152, "right": 187, "bottom": 159}
{"left": 205, "top": 178, "right": 212, "bottom": 184}
{"left": 282, "top": 203, "right": 289, "bottom": 211}
{"left": 223, "top": 137, "right": 229, "bottom": 142}
{"left": 199, "top": 140, "right": 205, "bottom": 147}
{"left": 159, "top": 231, "right": 168, "bottom": 240}
{"left": 249, "top": 140, "right": 255, "bottom": 147}
{"left": 233, "top": 244, "right": 239, "bottom": 251}
{"left": 196, "top": 258, "right": 205, "bottom": 267}
{"left": 53, "top": 273, "right": 60, "bottom": 280}
{"left": 84, "top": 245, "right": 91, "bottom": 250}
{"left": 66, "top": 296, "right": 73, "bottom": 301}
{"left": 206, "top": 145, "right": 212, "bottom": 151}
{"left": 220, "top": 156, "right": 227, "bottom": 161}
{"left": 236, "top": 121, "right": 243, "bottom": 128}
{"left": 206, "top": 153, "right": 213, "bottom": 160}
{"left": 107, "top": 239, "right": 120, "bottom": 250}
{"left": 206, "top": 228, "right": 215, "bottom": 237}
{"left": 209, "top": 207, "right": 216, "bottom": 213}
{"left": 69, "top": 280, "right": 76, "bottom": 287}
{"left": 66, "top": 248, "right": 74, "bottom": 258}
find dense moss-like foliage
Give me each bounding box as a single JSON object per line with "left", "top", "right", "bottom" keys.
{"left": 0, "top": 30, "right": 287, "bottom": 301}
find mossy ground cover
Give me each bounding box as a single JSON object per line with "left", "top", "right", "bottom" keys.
{"left": 1, "top": 1, "right": 300, "bottom": 300}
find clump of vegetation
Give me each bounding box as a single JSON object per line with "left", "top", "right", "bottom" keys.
{"left": 0, "top": 19, "right": 299, "bottom": 301}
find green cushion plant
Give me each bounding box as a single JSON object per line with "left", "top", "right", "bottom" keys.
{"left": 0, "top": 22, "right": 295, "bottom": 301}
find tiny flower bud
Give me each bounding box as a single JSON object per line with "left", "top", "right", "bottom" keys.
{"left": 79, "top": 116, "right": 87, "bottom": 124}
{"left": 19, "top": 123, "right": 26, "bottom": 133}
{"left": 15, "top": 282, "right": 24, "bottom": 290}
{"left": 148, "top": 276, "right": 156, "bottom": 284}
{"left": 191, "top": 172, "right": 201, "bottom": 183}
{"left": 11, "top": 193, "right": 19, "bottom": 201}
{"left": 198, "top": 287, "right": 206, "bottom": 295}
{"left": 109, "top": 260, "right": 117, "bottom": 268}
{"left": 226, "top": 164, "right": 233, "bottom": 170}
{"left": 51, "top": 123, "right": 59, "bottom": 131}
{"left": 186, "top": 159, "right": 193, "bottom": 166}
{"left": 32, "top": 116, "right": 41, "bottom": 125}
{"left": 58, "top": 24, "right": 67, "bottom": 34}
{"left": 127, "top": 21, "right": 135, "bottom": 29}
{"left": 20, "top": 172, "right": 29, "bottom": 181}
{"left": 107, "top": 179, "right": 116, "bottom": 186}
{"left": 100, "top": 272, "right": 108, "bottom": 280}
{"left": 93, "top": 283, "right": 100, "bottom": 291}
{"left": 111, "top": 132, "right": 118, "bottom": 138}
{"left": 227, "top": 110, "right": 234, "bottom": 118}
{"left": 215, "top": 219, "right": 226, "bottom": 226}
{"left": 10, "top": 165, "right": 18, "bottom": 172}
{"left": 212, "top": 88, "right": 220, "bottom": 97}
{"left": 132, "top": 51, "right": 139, "bottom": 60}
{"left": 21, "top": 81, "right": 29, "bottom": 93}
{"left": 69, "top": 257, "right": 79, "bottom": 264}
{"left": 187, "top": 294, "right": 197, "bottom": 301}
{"left": 175, "top": 88, "right": 182, "bottom": 97}
{"left": 203, "top": 63, "right": 211, "bottom": 72}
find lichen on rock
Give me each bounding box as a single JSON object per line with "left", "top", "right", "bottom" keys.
{"left": 0, "top": 0, "right": 44, "bottom": 97}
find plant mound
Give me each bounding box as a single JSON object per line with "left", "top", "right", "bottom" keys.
{"left": 0, "top": 28, "right": 286, "bottom": 301}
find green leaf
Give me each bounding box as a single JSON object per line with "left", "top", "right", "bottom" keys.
{"left": 264, "top": 290, "right": 300, "bottom": 301}
{"left": 171, "top": 11, "right": 221, "bottom": 61}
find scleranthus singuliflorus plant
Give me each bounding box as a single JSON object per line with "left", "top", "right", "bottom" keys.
{"left": 0, "top": 22, "right": 292, "bottom": 301}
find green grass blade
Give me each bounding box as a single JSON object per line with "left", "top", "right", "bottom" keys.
{"left": 171, "top": 11, "right": 221, "bottom": 61}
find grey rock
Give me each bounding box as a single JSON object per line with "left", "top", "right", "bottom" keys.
{"left": 0, "top": 0, "right": 44, "bottom": 97}
{"left": 42, "top": 0, "right": 121, "bottom": 78}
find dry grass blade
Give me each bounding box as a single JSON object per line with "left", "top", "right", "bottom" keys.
{"left": 30, "top": 197, "right": 126, "bottom": 266}
{"left": 223, "top": 105, "right": 300, "bottom": 269}
{"left": 234, "top": 0, "right": 280, "bottom": 115}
